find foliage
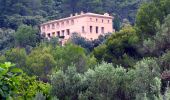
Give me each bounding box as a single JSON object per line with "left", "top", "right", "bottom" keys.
{"left": 0, "top": 62, "right": 51, "bottom": 99}
{"left": 34, "top": 92, "right": 46, "bottom": 100}
{"left": 136, "top": 0, "right": 170, "bottom": 38}
{"left": 79, "top": 62, "right": 127, "bottom": 100}
{"left": 70, "top": 33, "right": 110, "bottom": 52}
{"left": 51, "top": 65, "right": 84, "bottom": 100}
{"left": 159, "top": 51, "right": 170, "bottom": 71}
{"left": 16, "top": 74, "right": 51, "bottom": 99}
{"left": 58, "top": 0, "right": 148, "bottom": 23}
{"left": 26, "top": 45, "right": 56, "bottom": 81}
{"left": 52, "top": 43, "right": 97, "bottom": 73}
{"left": 93, "top": 25, "right": 139, "bottom": 68}
{"left": 142, "top": 14, "right": 170, "bottom": 56}
{"left": 50, "top": 59, "right": 161, "bottom": 100}
{"left": 0, "top": 28, "right": 15, "bottom": 52}
{"left": 0, "top": 62, "right": 22, "bottom": 99}
{"left": 1, "top": 0, "right": 170, "bottom": 99}
{"left": 0, "top": 0, "right": 148, "bottom": 30}
{"left": 136, "top": 2, "right": 162, "bottom": 37}
{"left": 132, "top": 58, "right": 161, "bottom": 99}
{"left": 4, "top": 48, "right": 27, "bottom": 69}
{"left": 14, "top": 25, "right": 40, "bottom": 47}
{"left": 70, "top": 33, "right": 94, "bottom": 52}
{"left": 113, "top": 14, "right": 121, "bottom": 31}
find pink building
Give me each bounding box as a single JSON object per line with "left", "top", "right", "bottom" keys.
{"left": 40, "top": 12, "right": 114, "bottom": 43}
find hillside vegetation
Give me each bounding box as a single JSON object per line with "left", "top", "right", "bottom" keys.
{"left": 0, "top": 0, "right": 170, "bottom": 100}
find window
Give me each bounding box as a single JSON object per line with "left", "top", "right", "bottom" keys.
{"left": 101, "top": 27, "right": 104, "bottom": 33}
{"left": 96, "top": 26, "right": 98, "bottom": 34}
{"left": 61, "top": 22, "right": 64, "bottom": 26}
{"left": 47, "top": 24, "right": 50, "bottom": 29}
{"left": 52, "top": 32, "right": 55, "bottom": 36}
{"left": 82, "top": 26, "right": 85, "bottom": 33}
{"left": 96, "top": 19, "right": 98, "bottom": 22}
{"left": 90, "top": 18, "right": 92, "bottom": 21}
{"left": 90, "top": 26, "right": 92, "bottom": 33}
{"left": 71, "top": 20, "right": 74, "bottom": 24}
{"left": 57, "top": 31, "right": 60, "bottom": 36}
{"left": 66, "top": 20, "right": 69, "bottom": 25}
{"left": 56, "top": 22, "right": 59, "bottom": 27}
{"left": 48, "top": 33, "right": 51, "bottom": 37}
{"left": 52, "top": 24, "right": 55, "bottom": 29}
{"left": 102, "top": 19, "right": 104, "bottom": 23}
{"left": 66, "top": 29, "right": 70, "bottom": 35}
{"left": 108, "top": 20, "right": 110, "bottom": 23}
{"left": 62, "top": 30, "right": 65, "bottom": 36}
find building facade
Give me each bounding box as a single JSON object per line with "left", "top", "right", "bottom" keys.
{"left": 40, "top": 12, "right": 114, "bottom": 43}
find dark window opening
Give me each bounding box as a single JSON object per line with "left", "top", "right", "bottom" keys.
{"left": 47, "top": 25, "right": 50, "bottom": 28}
{"left": 96, "top": 26, "right": 98, "bottom": 34}
{"left": 57, "top": 23, "right": 59, "bottom": 27}
{"left": 82, "top": 26, "right": 85, "bottom": 33}
{"left": 62, "top": 30, "right": 65, "bottom": 36}
{"left": 101, "top": 27, "right": 104, "bottom": 33}
{"left": 67, "top": 29, "right": 70, "bottom": 35}
{"left": 90, "top": 18, "right": 92, "bottom": 21}
{"left": 66, "top": 20, "right": 69, "bottom": 24}
{"left": 57, "top": 31, "right": 60, "bottom": 36}
{"left": 71, "top": 20, "right": 74, "bottom": 24}
{"left": 90, "top": 26, "right": 92, "bottom": 33}
{"left": 62, "top": 22, "right": 64, "bottom": 26}
{"left": 52, "top": 24, "right": 55, "bottom": 29}
{"left": 48, "top": 33, "right": 51, "bottom": 37}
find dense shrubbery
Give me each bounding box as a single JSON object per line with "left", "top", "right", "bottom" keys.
{"left": 93, "top": 25, "right": 139, "bottom": 68}
{"left": 1, "top": 0, "right": 170, "bottom": 99}
{"left": 0, "top": 62, "right": 50, "bottom": 99}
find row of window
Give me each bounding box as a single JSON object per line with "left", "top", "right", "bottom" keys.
{"left": 90, "top": 18, "right": 110, "bottom": 23}
{"left": 89, "top": 26, "right": 105, "bottom": 34}
{"left": 42, "top": 18, "right": 111, "bottom": 30}
{"left": 42, "top": 20, "right": 75, "bottom": 29}
{"left": 46, "top": 26, "right": 105, "bottom": 38}
{"left": 46, "top": 29, "right": 70, "bottom": 38}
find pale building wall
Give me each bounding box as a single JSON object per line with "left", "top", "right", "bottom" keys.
{"left": 40, "top": 12, "right": 114, "bottom": 43}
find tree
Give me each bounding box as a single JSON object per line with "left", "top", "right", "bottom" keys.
{"left": 4, "top": 48, "right": 27, "bottom": 69}
{"left": 136, "top": 0, "right": 170, "bottom": 39}
{"left": 0, "top": 62, "right": 22, "bottom": 99}
{"left": 136, "top": 2, "right": 162, "bottom": 38}
{"left": 142, "top": 14, "right": 170, "bottom": 56}
{"left": 0, "top": 28, "right": 15, "bottom": 52}
{"left": 70, "top": 33, "right": 109, "bottom": 52}
{"left": 14, "top": 25, "right": 40, "bottom": 47}
{"left": 132, "top": 58, "right": 161, "bottom": 99}
{"left": 26, "top": 46, "right": 56, "bottom": 81}
{"left": 93, "top": 25, "right": 139, "bottom": 68}
{"left": 113, "top": 14, "right": 121, "bottom": 31}
{"left": 79, "top": 62, "right": 127, "bottom": 100}
{"left": 51, "top": 65, "right": 83, "bottom": 100}
{"left": 52, "top": 43, "right": 97, "bottom": 73}
{"left": 0, "top": 62, "right": 51, "bottom": 99}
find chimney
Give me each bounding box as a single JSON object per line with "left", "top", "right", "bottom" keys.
{"left": 80, "top": 11, "right": 84, "bottom": 15}
{"left": 75, "top": 13, "right": 78, "bottom": 16}
{"left": 104, "top": 13, "right": 109, "bottom": 16}
{"left": 70, "top": 14, "right": 73, "bottom": 17}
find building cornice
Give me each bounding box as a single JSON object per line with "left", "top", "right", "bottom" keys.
{"left": 41, "top": 12, "right": 113, "bottom": 26}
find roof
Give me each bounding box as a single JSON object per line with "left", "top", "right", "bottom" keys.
{"left": 41, "top": 12, "right": 113, "bottom": 26}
